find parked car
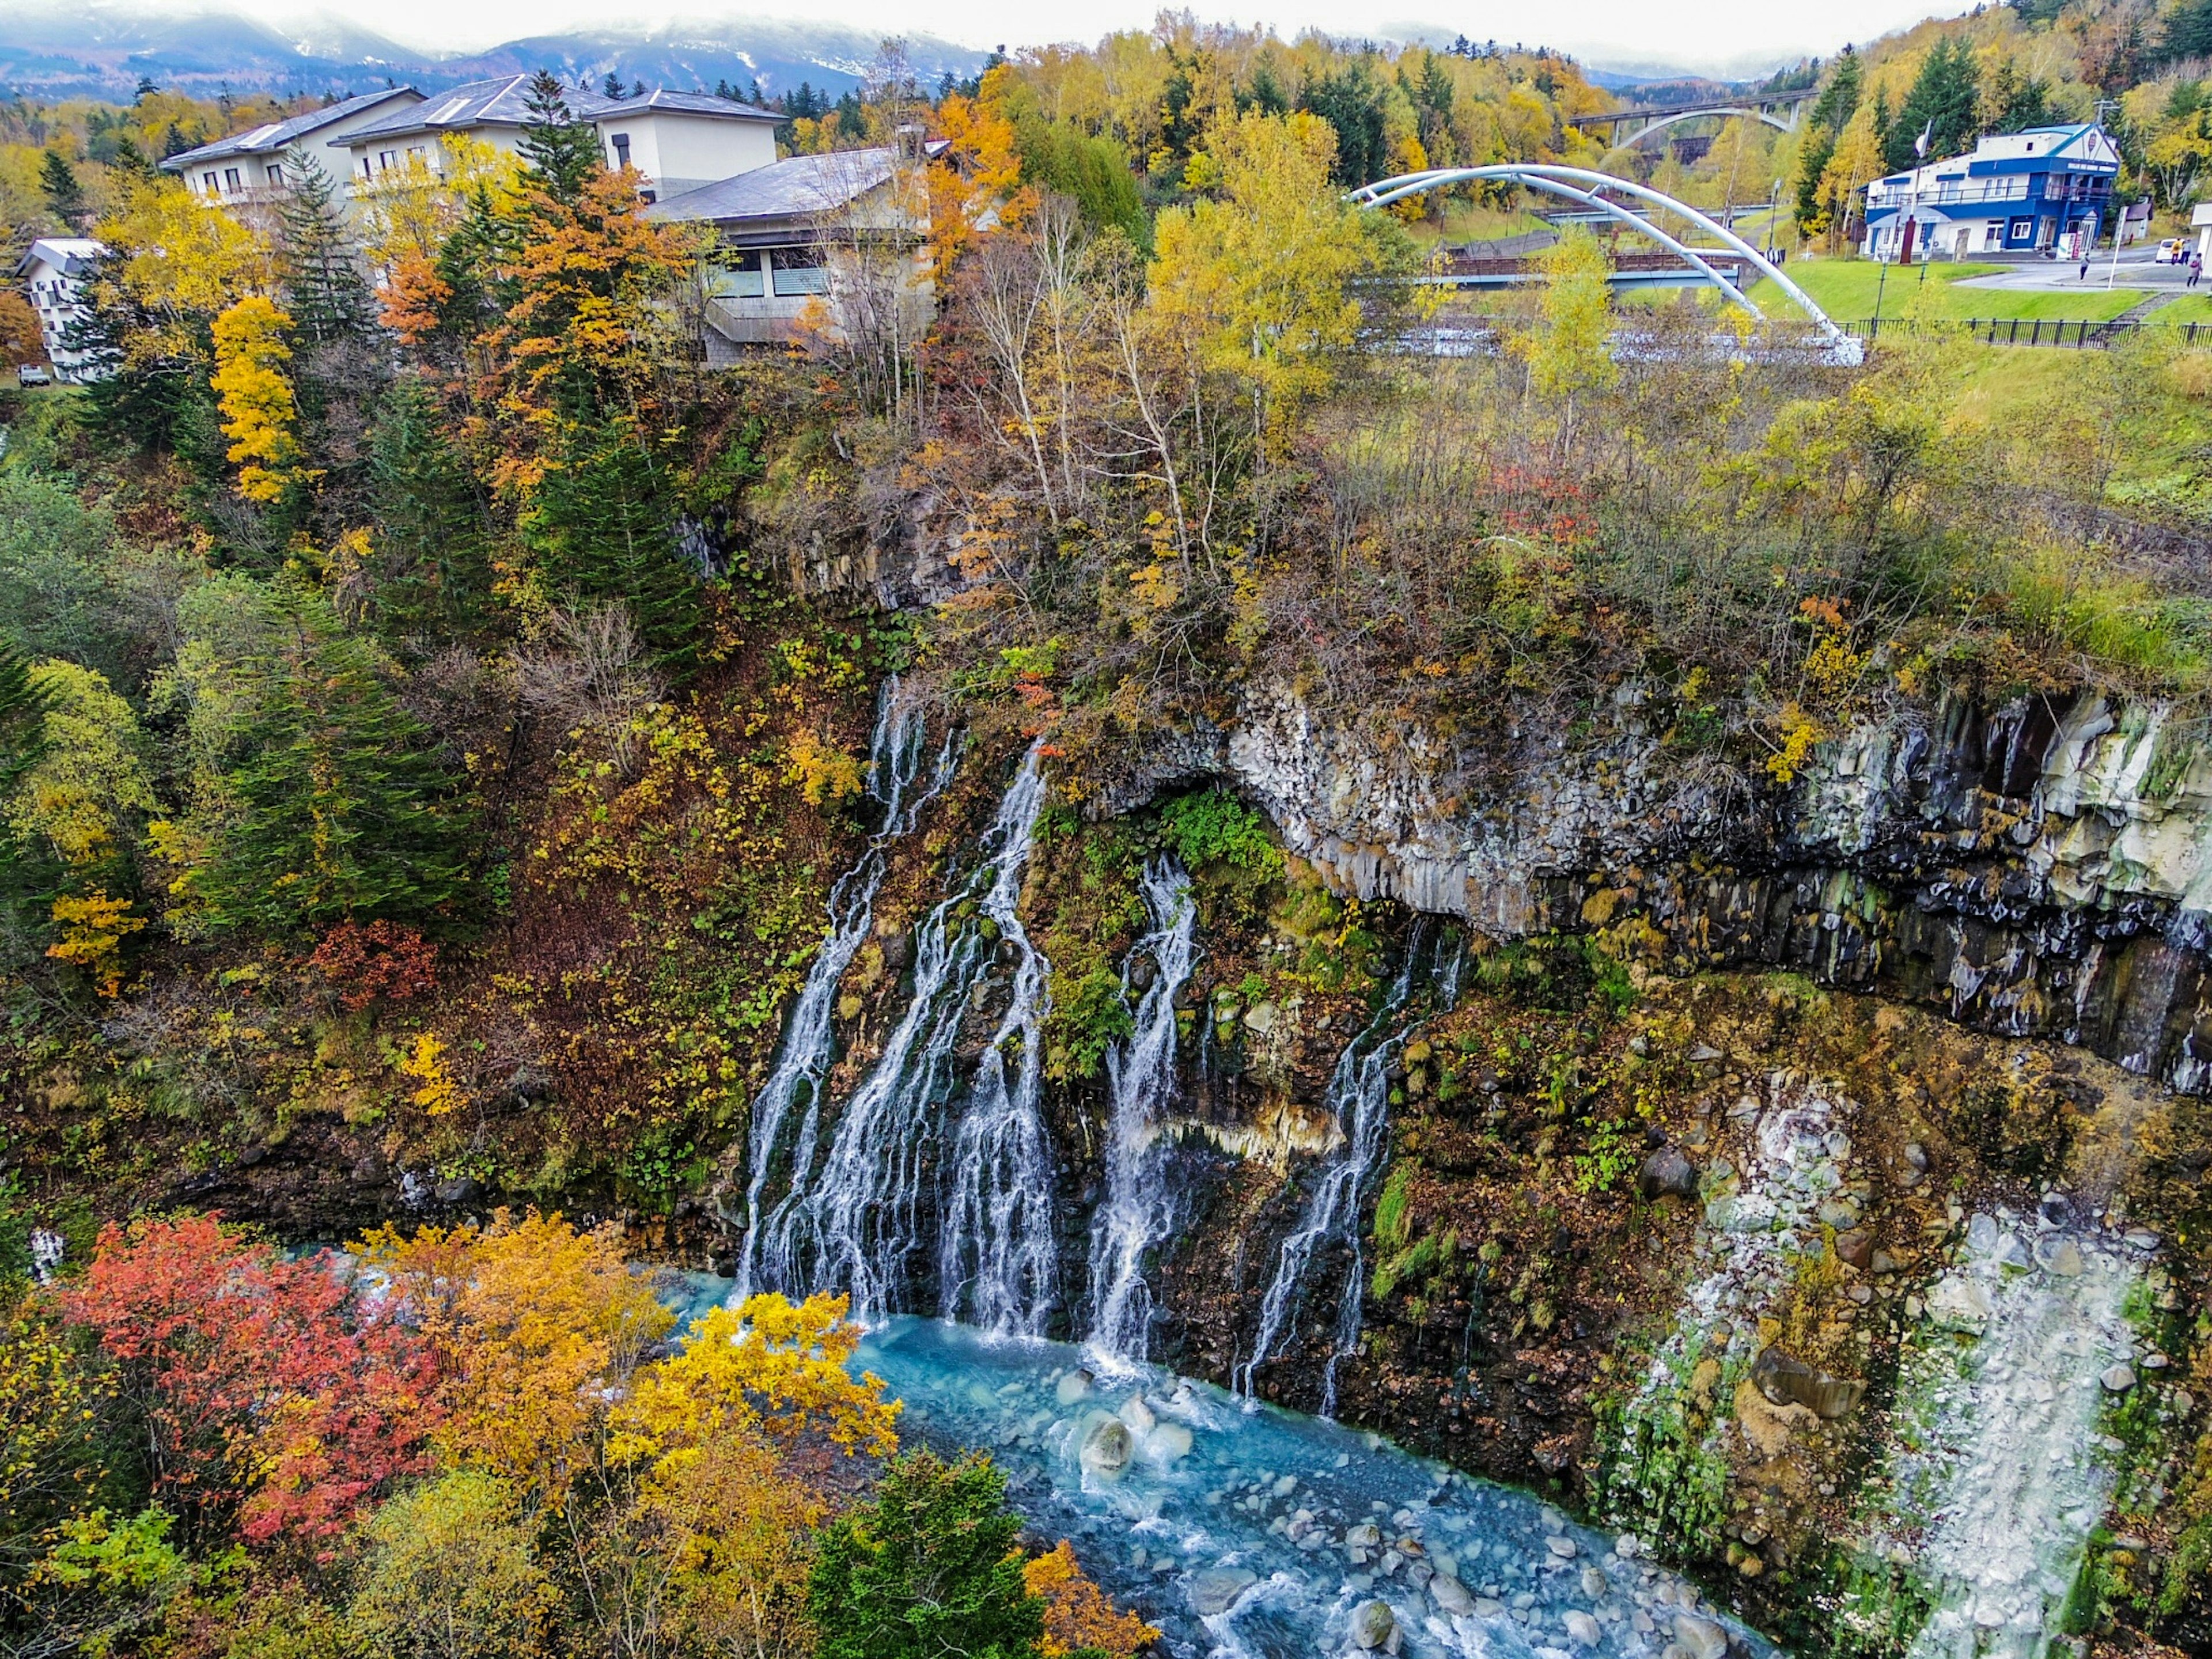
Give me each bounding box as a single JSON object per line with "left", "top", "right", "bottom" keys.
{"left": 15, "top": 365, "right": 51, "bottom": 386}
{"left": 2160, "top": 237, "right": 2192, "bottom": 263}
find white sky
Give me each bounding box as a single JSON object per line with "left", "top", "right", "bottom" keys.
{"left": 225, "top": 0, "right": 1978, "bottom": 75}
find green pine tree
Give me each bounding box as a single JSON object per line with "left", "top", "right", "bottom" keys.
{"left": 39, "top": 151, "right": 86, "bottom": 232}
{"left": 0, "top": 644, "right": 60, "bottom": 977}
{"left": 276, "top": 149, "right": 376, "bottom": 344}
{"left": 524, "top": 415, "right": 700, "bottom": 675}
{"left": 366, "top": 378, "right": 493, "bottom": 638}
{"left": 1888, "top": 39, "right": 1980, "bottom": 171}
{"left": 520, "top": 70, "right": 605, "bottom": 205}
{"left": 808, "top": 1452, "right": 1046, "bottom": 1659}
{"left": 191, "top": 585, "right": 472, "bottom": 937}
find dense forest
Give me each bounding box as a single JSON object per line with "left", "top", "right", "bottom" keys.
{"left": 2, "top": 6, "right": 2212, "bottom": 1659}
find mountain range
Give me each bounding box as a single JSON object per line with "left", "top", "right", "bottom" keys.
{"left": 0, "top": 3, "right": 993, "bottom": 103}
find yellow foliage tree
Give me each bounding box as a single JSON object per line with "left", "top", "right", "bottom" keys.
{"left": 1149, "top": 110, "right": 1400, "bottom": 446}
{"left": 96, "top": 176, "right": 271, "bottom": 330}
{"left": 929, "top": 67, "right": 1032, "bottom": 279}
{"left": 357, "top": 1209, "right": 675, "bottom": 1495}
{"left": 356, "top": 135, "right": 525, "bottom": 266}
{"left": 1024, "top": 1540, "right": 1160, "bottom": 1658}
{"left": 210, "top": 296, "right": 306, "bottom": 503}
{"left": 46, "top": 892, "right": 145, "bottom": 997}
{"left": 1816, "top": 100, "right": 1889, "bottom": 252}
{"left": 7, "top": 662, "right": 157, "bottom": 868}
{"left": 783, "top": 728, "right": 863, "bottom": 807}
{"left": 615, "top": 1291, "right": 899, "bottom": 1463}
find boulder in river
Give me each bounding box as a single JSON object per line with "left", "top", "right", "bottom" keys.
{"left": 1752, "top": 1345, "right": 1864, "bottom": 1419}
{"left": 1186, "top": 1566, "right": 1257, "bottom": 1616}
{"left": 1080, "top": 1415, "right": 1134, "bottom": 1477}
{"left": 1430, "top": 1574, "right": 1473, "bottom": 1616}
{"left": 1350, "top": 1599, "right": 1395, "bottom": 1650}
{"left": 1674, "top": 1612, "right": 1730, "bottom": 1659}
{"left": 1565, "top": 1611, "right": 1602, "bottom": 1647}
{"left": 1055, "top": 1369, "right": 1093, "bottom": 1406}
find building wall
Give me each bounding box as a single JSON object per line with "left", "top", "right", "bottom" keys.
{"left": 185, "top": 93, "right": 427, "bottom": 213}
{"left": 19, "top": 255, "right": 100, "bottom": 381}
{"left": 599, "top": 113, "right": 774, "bottom": 199}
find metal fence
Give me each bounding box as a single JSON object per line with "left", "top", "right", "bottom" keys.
{"left": 1848, "top": 316, "right": 2212, "bottom": 348}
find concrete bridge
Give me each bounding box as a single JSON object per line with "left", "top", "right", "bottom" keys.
{"left": 1567, "top": 87, "right": 1817, "bottom": 150}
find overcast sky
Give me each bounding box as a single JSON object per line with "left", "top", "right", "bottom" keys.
{"left": 228, "top": 0, "right": 1974, "bottom": 76}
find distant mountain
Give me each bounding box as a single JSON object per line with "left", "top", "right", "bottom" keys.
{"left": 0, "top": 3, "right": 989, "bottom": 103}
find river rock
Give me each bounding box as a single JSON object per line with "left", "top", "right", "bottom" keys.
{"left": 1121, "top": 1394, "right": 1156, "bottom": 1434}
{"left": 1430, "top": 1574, "right": 1474, "bottom": 1616}
{"left": 1638, "top": 1147, "right": 1699, "bottom": 1200}
{"left": 2037, "top": 1238, "right": 2086, "bottom": 1277}
{"left": 433, "top": 1175, "right": 482, "bottom": 1207}
{"left": 1147, "top": 1422, "right": 1194, "bottom": 1462}
{"left": 2101, "top": 1364, "right": 2138, "bottom": 1393}
{"left": 1347, "top": 1522, "right": 1383, "bottom": 1550}
{"left": 1187, "top": 1566, "right": 1257, "bottom": 1616}
{"left": 1350, "top": 1599, "right": 1395, "bottom": 1650}
{"left": 1834, "top": 1229, "right": 1873, "bottom": 1270}
{"left": 1055, "top": 1369, "right": 1092, "bottom": 1406}
{"left": 1926, "top": 1272, "right": 1993, "bottom": 1331}
{"left": 1565, "top": 1611, "right": 1602, "bottom": 1647}
{"left": 1751, "top": 1346, "right": 1863, "bottom": 1419}
{"left": 1674, "top": 1612, "right": 1729, "bottom": 1659}
{"left": 1581, "top": 1565, "right": 1609, "bottom": 1599}
{"left": 1545, "top": 1535, "right": 1577, "bottom": 1558}
{"left": 1080, "top": 1415, "right": 1134, "bottom": 1476}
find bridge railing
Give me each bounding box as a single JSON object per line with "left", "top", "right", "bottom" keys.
{"left": 1847, "top": 316, "right": 2212, "bottom": 348}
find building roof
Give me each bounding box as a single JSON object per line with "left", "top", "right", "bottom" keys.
{"left": 647, "top": 148, "right": 899, "bottom": 225}
{"left": 160, "top": 88, "right": 423, "bottom": 173}
{"left": 14, "top": 237, "right": 105, "bottom": 279}
{"left": 336, "top": 75, "right": 780, "bottom": 147}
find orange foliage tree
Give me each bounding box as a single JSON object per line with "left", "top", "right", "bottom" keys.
{"left": 1024, "top": 1539, "right": 1161, "bottom": 1658}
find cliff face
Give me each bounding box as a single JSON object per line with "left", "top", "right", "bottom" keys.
{"left": 1207, "top": 683, "right": 2212, "bottom": 1096}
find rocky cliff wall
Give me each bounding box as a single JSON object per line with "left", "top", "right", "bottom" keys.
{"left": 1173, "top": 684, "right": 2212, "bottom": 1096}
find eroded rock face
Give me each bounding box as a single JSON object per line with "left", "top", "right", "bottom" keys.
{"left": 1202, "top": 682, "right": 2212, "bottom": 1094}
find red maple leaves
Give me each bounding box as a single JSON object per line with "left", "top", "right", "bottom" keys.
{"left": 63, "top": 1215, "right": 441, "bottom": 1551}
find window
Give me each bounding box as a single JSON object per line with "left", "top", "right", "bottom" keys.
{"left": 770, "top": 248, "right": 828, "bottom": 296}
{"left": 264, "top": 163, "right": 284, "bottom": 186}
{"left": 224, "top": 168, "right": 241, "bottom": 192}
{"left": 407, "top": 145, "right": 425, "bottom": 161}
{"left": 203, "top": 172, "right": 220, "bottom": 195}
{"left": 709, "top": 251, "right": 765, "bottom": 298}
{"left": 609, "top": 132, "right": 631, "bottom": 168}
{"left": 2008, "top": 217, "right": 2033, "bottom": 241}
{"left": 377, "top": 150, "right": 396, "bottom": 172}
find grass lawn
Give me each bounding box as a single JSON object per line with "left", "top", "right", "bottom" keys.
{"left": 1742, "top": 257, "right": 2150, "bottom": 324}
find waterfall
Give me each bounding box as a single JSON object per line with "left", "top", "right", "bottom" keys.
{"left": 1236, "top": 925, "right": 1446, "bottom": 1414}
{"left": 732, "top": 679, "right": 955, "bottom": 1302}
{"left": 762, "top": 742, "right": 1051, "bottom": 1322}
{"left": 1876, "top": 1214, "right": 2145, "bottom": 1659}
{"left": 1084, "top": 857, "right": 1199, "bottom": 1369}
{"left": 938, "top": 751, "right": 1060, "bottom": 1338}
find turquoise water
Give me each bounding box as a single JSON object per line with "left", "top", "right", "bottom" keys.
{"left": 658, "top": 1275, "right": 1765, "bottom": 1659}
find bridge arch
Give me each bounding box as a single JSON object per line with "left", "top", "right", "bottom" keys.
{"left": 1347, "top": 164, "right": 1849, "bottom": 352}
{"left": 1606, "top": 106, "right": 1796, "bottom": 149}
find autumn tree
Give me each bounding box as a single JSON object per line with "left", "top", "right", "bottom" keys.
{"left": 59, "top": 1216, "right": 438, "bottom": 1549}
{"left": 1514, "top": 227, "right": 1615, "bottom": 457}
{"left": 1149, "top": 110, "right": 1407, "bottom": 451}
{"left": 1024, "top": 1541, "right": 1159, "bottom": 1658}
{"left": 347, "top": 1468, "right": 554, "bottom": 1659}
{"left": 210, "top": 295, "right": 308, "bottom": 504}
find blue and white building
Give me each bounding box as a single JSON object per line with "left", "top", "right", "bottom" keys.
{"left": 1863, "top": 123, "right": 2120, "bottom": 261}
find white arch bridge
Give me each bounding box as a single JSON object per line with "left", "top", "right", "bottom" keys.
{"left": 1347, "top": 163, "right": 1855, "bottom": 360}
{"left": 1567, "top": 88, "right": 1816, "bottom": 150}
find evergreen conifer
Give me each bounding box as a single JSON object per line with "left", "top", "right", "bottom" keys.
{"left": 520, "top": 71, "right": 604, "bottom": 204}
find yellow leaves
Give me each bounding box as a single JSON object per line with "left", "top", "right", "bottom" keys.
{"left": 1148, "top": 110, "right": 1393, "bottom": 439}
{"left": 1766, "top": 702, "right": 1824, "bottom": 785}
{"left": 397, "top": 1031, "right": 464, "bottom": 1116}
{"left": 1025, "top": 1540, "right": 1160, "bottom": 1658}
{"left": 9, "top": 661, "right": 157, "bottom": 869}
{"left": 95, "top": 175, "right": 272, "bottom": 323}
{"left": 783, "top": 728, "right": 863, "bottom": 807}
{"left": 46, "top": 892, "right": 144, "bottom": 997}
{"left": 1514, "top": 228, "right": 1616, "bottom": 404}
{"left": 930, "top": 66, "right": 1031, "bottom": 279}
{"left": 615, "top": 1292, "right": 899, "bottom": 1467}
{"left": 210, "top": 296, "right": 307, "bottom": 503}
{"left": 358, "top": 1209, "right": 676, "bottom": 1498}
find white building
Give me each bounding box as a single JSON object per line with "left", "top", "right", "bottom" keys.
{"left": 329, "top": 77, "right": 781, "bottom": 205}
{"left": 13, "top": 237, "right": 106, "bottom": 382}
{"left": 1863, "top": 123, "right": 2121, "bottom": 261}
{"left": 162, "top": 87, "right": 427, "bottom": 210}
{"left": 649, "top": 146, "right": 935, "bottom": 353}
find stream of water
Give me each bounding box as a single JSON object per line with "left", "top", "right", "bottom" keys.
{"left": 749, "top": 741, "right": 1051, "bottom": 1323}
{"left": 732, "top": 680, "right": 955, "bottom": 1302}
{"left": 1086, "top": 856, "right": 1199, "bottom": 1370}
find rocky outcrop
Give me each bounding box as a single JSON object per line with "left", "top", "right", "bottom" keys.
{"left": 1191, "top": 681, "right": 2212, "bottom": 1095}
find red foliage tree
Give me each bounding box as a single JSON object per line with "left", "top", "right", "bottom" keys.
{"left": 307, "top": 919, "right": 440, "bottom": 1011}
{"left": 60, "top": 1215, "right": 441, "bottom": 1550}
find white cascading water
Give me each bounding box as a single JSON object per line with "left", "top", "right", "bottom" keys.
{"left": 763, "top": 741, "right": 1051, "bottom": 1323}
{"left": 938, "top": 750, "right": 1061, "bottom": 1338}
{"left": 1084, "top": 856, "right": 1199, "bottom": 1369}
{"left": 1235, "top": 925, "right": 1437, "bottom": 1414}
{"left": 732, "top": 679, "right": 955, "bottom": 1302}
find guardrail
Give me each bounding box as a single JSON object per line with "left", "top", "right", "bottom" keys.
{"left": 1848, "top": 316, "right": 2212, "bottom": 347}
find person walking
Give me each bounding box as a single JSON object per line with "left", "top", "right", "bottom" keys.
{"left": 2192, "top": 252, "right": 2204, "bottom": 289}
{"left": 2080, "top": 253, "right": 2092, "bottom": 281}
